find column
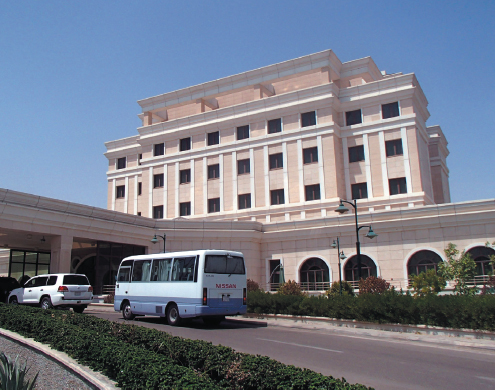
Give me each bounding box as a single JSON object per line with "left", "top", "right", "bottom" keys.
{"left": 50, "top": 235, "right": 73, "bottom": 273}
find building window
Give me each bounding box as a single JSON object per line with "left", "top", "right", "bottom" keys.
{"left": 346, "top": 109, "right": 362, "bottom": 126}
{"left": 268, "top": 118, "right": 282, "bottom": 134}
{"left": 270, "top": 189, "right": 285, "bottom": 205}
{"left": 301, "top": 111, "right": 316, "bottom": 127}
{"left": 153, "top": 174, "right": 164, "bottom": 188}
{"left": 269, "top": 259, "right": 282, "bottom": 290}
{"left": 154, "top": 143, "right": 164, "bottom": 156}
{"left": 237, "top": 125, "right": 249, "bottom": 140}
{"left": 138, "top": 153, "right": 142, "bottom": 166}
{"left": 179, "top": 137, "right": 191, "bottom": 152}
{"left": 303, "top": 147, "right": 318, "bottom": 164}
{"left": 117, "top": 157, "right": 126, "bottom": 170}
{"left": 116, "top": 185, "right": 125, "bottom": 199}
{"left": 208, "top": 164, "right": 220, "bottom": 179}
{"left": 351, "top": 183, "right": 368, "bottom": 199}
{"left": 180, "top": 202, "right": 191, "bottom": 216}
{"left": 207, "top": 131, "right": 219, "bottom": 146}
{"left": 138, "top": 182, "right": 142, "bottom": 196}
{"left": 269, "top": 153, "right": 283, "bottom": 170}
{"left": 208, "top": 198, "right": 220, "bottom": 213}
{"left": 389, "top": 177, "right": 407, "bottom": 195}
{"left": 300, "top": 258, "right": 330, "bottom": 291}
{"left": 180, "top": 169, "right": 191, "bottom": 184}
{"left": 386, "top": 139, "right": 403, "bottom": 157}
{"left": 238, "top": 193, "right": 251, "bottom": 210}
{"left": 382, "top": 102, "right": 400, "bottom": 119}
{"left": 137, "top": 212, "right": 141, "bottom": 216}
{"left": 305, "top": 184, "right": 321, "bottom": 201}
{"left": 407, "top": 250, "right": 443, "bottom": 277}
{"left": 153, "top": 205, "right": 163, "bottom": 219}
{"left": 344, "top": 255, "right": 377, "bottom": 282}
{"left": 237, "top": 159, "right": 250, "bottom": 175}
{"left": 348, "top": 145, "right": 365, "bottom": 163}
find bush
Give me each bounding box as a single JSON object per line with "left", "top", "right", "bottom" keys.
{"left": 358, "top": 276, "right": 391, "bottom": 295}
{"left": 410, "top": 270, "right": 446, "bottom": 296}
{"left": 0, "top": 304, "right": 371, "bottom": 390}
{"left": 103, "top": 292, "right": 115, "bottom": 304}
{"left": 277, "top": 280, "right": 305, "bottom": 296}
{"left": 326, "top": 281, "right": 355, "bottom": 297}
{"left": 0, "top": 352, "right": 38, "bottom": 390}
{"left": 247, "top": 279, "right": 261, "bottom": 292}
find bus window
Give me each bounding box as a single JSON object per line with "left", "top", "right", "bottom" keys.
{"left": 117, "top": 267, "right": 131, "bottom": 282}
{"left": 171, "top": 257, "right": 196, "bottom": 281}
{"left": 132, "top": 260, "right": 152, "bottom": 282}
{"left": 205, "top": 255, "right": 245, "bottom": 274}
{"left": 151, "top": 258, "right": 172, "bottom": 281}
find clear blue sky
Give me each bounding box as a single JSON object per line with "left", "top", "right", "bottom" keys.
{"left": 1, "top": 1, "right": 494, "bottom": 208}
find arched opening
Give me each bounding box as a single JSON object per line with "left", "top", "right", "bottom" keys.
{"left": 407, "top": 250, "right": 443, "bottom": 278}
{"left": 466, "top": 246, "right": 495, "bottom": 277}
{"left": 299, "top": 258, "right": 330, "bottom": 291}
{"left": 344, "top": 255, "right": 377, "bottom": 282}
{"left": 73, "top": 255, "right": 96, "bottom": 287}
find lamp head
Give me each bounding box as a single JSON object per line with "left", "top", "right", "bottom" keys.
{"left": 339, "top": 251, "right": 347, "bottom": 260}
{"left": 365, "top": 227, "right": 378, "bottom": 239}
{"left": 151, "top": 235, "right": 158, "bottom": 244}
{"left": 335, "top": 201, "right": 349, "bottom": 214}
{"left": 331, "top": 240, "right": 337, "bottom": 249}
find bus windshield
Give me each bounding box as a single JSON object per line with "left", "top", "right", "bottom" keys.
{"left": 204, "top": 255, "right": 245, "bottom": 275}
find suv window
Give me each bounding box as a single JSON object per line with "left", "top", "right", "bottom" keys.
{"left": 28, "top": 276, "right": 48, "bottom": 287}
{"left": 47, "top": 276, "right": 58, "bottom": 286}
{"left": 62, "top": 275, "right": 90, "bottom": 285}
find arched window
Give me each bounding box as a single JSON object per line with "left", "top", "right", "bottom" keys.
{"left": 407, "top": 250, "right": 443, "bottom": 277}
{"left": 466, "top": 246, "right": 495, "bottom": 276}
{"left": 344, "top": 255, "right": 377, "bottom": 281}
{"left": 299, "top": 258, "right": 330, "bottom": 291}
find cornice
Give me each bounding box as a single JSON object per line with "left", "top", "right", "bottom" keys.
{"left": 137, "top": 50, "right": 341, "bottom": 112}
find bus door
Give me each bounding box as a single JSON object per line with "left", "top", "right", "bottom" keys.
{"left": 115, "top": 259, "right": 133, "bottom": 309}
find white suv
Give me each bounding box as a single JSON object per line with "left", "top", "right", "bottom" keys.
{"left": 8, "top": 274, "right": 93, "bottom": 313}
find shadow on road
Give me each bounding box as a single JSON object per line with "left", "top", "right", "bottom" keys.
{"left": 131, "top": 316, "right": 268, "bottom": 330}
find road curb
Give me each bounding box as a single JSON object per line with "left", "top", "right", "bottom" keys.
{"left": 0, "top": 328, "right": 119, "bottom": 390}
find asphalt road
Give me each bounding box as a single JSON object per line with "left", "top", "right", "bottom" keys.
{"left": 87, "top": 308, "right": 495, "bottom": 390}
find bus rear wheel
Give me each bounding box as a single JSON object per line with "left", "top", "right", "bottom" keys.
{"left": 166, "top": 304, "right": 181, "bottom": 326}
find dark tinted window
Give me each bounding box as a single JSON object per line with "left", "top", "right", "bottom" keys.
{"left": 268, "top": 118, "right": 282, "bottom": 134}
{"left": 269, "top": 153, "right": 283, "bottom": 170}
{"left": 271, "top": 189, "right": 285, "bottom": 205}
{"left": 208, "top": 198, "right": 220, "bottom": 213}
{"left": 153, "top": 174, "right": 164, "bottom": 188}
{"left": 180, "top": 202, "right": 191, "bottom": 216}
{"left": 207, "top": 131, "right": 219, "bottom": 146}
{"left": 386, "top": 139, "right": 403, "bottom": 157}
{"left": 305, "top": 184, "right": 321, "bottom": 201}
{"left": 180, "top": 169, "right": 191, "bottom": 184}
{"left": 382, "top": 102, "right": 400, "bottom": 119}
{"left": 63, "top": 275, "right": 90, "bottom": 285}
{"left": 237, "top": 125, "right": 249, "bottom": 140}
{"left": 351, "top": 183, "right": 368, "bottom": 199}
{"left": 153, "top": 205, "right": 164, "bottom": 219}
{"left": 238, "top": 194, "right": 251, "bottom": 210}
{"left": 349, "top": 145, "right": 365, "bottom": 163}
{"left": 117, "top": 157, "right": 126, "bottom": 169}
{"left": 205, "top": 255, "right": 245, "bottom": 275}
{"left": 389, "top": 178, "right": 407, "bottom": 195}
{"left": 301, "top": 111, "right": 316, "bottom": 127}
{"left": 47, "top": 276, "right": 58, "bottom": 286}
{"left": 238, "top": 159, "right": 250, "bottom": 175}
{"left": 303, "top": 147, "right": 318, "bottom": 164}
{"left": 180, "top": 137, "right": 191, "bottom": 151}
{"left": 154, "top": 143, "right": 164, "bottom": 156}
{"left": 346, "top": 109, "right": 362, "bottom": 126}
{"left": 117, "top": 266, "right": 131, "bottom": 282}
{"left": 116, "top": 185, "right": 125, "bottom": 198}
{"left": 208, "top": 164, "right": 220, "bottom": 179}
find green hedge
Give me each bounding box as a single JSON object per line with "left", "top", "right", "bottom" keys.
{"left": 247, "top": 291, "right": 495, "bottom": 331}
{"left": 0, "top": 304, "right": 372, "bottom": 390}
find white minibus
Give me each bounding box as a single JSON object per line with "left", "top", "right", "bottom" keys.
{"left": 114, "top": 250, "right": 247, "bottom": 326}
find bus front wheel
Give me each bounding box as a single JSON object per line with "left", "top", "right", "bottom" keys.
{"left": 166, "top": 303, "right": 181, "bottom": 326}
{"left": 122, "top": 301, "right": 135, "bottom": 320}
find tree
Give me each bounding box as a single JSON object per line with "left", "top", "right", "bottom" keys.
{"left": 439, "top": 243, "right": 477, "bottom": 295}
{"left": 358, "top": 276, "right": 391, "bottom": 294}
{"left": 247, "top": 279, "right": 262, "bottom": 292}
{"left": 325, "top": 281, "right": 355, "bottom": 297}
{"left": 410, "top": 269, "right": 446, "bottom": 297}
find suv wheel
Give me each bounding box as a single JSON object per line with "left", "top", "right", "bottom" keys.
{"left": 9, "top": 296, "right": 18, "bottom": 305}
{"left": 40, "top": 297, "right": 53, "bottom": 310}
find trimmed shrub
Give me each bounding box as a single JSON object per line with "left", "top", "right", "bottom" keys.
{"left": 277, "top": 280, "right": 305, "bottom": 296}
{"left": 247, "top": 278, "right": 261, "bottom": 292}
{"left": 326, "top": 281, "right": 355, "bottom": 297}
{"left": 358, "top": 277, "right": 391, "bottom": 295}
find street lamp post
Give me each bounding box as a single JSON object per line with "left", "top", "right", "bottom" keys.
{"left": 335, "top": 199, "right": 377, "bottom": 282}
{"left": 331, "top": 238, "right": 347, "bottom": 296}
{"left": 151, "top": 234, "right": 166, "bottom": 253}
